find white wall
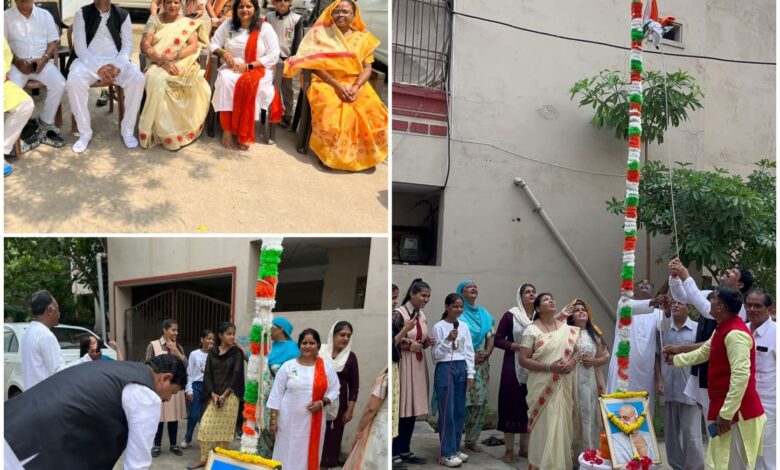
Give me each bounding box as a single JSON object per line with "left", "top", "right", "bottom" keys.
{"left": 393, "top": 0, "right": 775, "bottom": 413}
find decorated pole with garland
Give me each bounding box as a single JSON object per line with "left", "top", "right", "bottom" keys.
{"left": 241, "top": 238, "right": 284, "bottom": 454}
{"left": 614, "top": 0, "right": 644, "bottom": 393}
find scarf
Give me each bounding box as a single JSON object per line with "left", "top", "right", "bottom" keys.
{"left": 268, "top": 317, "right": 300, "bottom": 366}
{"left": 231, "top": 23, "right": 283, "bottom": 145}
{"left": 283, "top": 0, "right": 378, "bottom": 78}
{"left": 319, "top": 321, "right": 354, "bottom": 372}
{"left": 456, "top": 280, "right": 494, "bottom": 350}
{"left": 308, "top": 357, "right": 328, "bottom": 470}
{"left": 509, "top": 285, "right": 534, "bottom": 385}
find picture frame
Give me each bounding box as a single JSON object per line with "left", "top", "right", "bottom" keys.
{"left": 599, "top": 396, "right": 662, "bottom": 469}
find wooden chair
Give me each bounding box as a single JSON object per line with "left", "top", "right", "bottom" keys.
{"left": 66, "top": 27, "right": 124, "bottom": 134}
{"left": 205, "top": 53, "right": 275, "bottom": 144}
{"left": 292, "top": 69, "right": 386, "bottom": 155}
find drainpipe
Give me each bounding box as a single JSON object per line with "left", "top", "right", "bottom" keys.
{"left": 96, "top": 252, "right": 107, "bottom": 340}
{"left": 514, "top": 178, "right": 615, "bottom": 320}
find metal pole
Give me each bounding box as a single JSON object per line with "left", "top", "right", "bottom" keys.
{"left": 514, "top": 177, "right": 615, "bottom": 320}
{"left": 96, "top": 252, "right": 107, "bottom": 340}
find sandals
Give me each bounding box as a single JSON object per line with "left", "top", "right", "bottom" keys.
{"left": 170, "top": 445, "right": 183, "bottom": 456}
{"left": 481, "top": 436, "right": 504, "bottom": 447}
{"left": 187, "top": 462, "right": 206, "bottom": 469}
{"left": 151, "top": 446, "right": 161, "bottom": 457}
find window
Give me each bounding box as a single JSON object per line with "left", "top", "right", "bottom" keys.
{"left": 392, "top": 187, "right": 442, "bottom": 266}
{"left": 662, "top": 21, "right": 684, "bottom": 48}
{"left": 5, "top": 328, "right": 18, "bottom": 353}
{"left": 53, "top": 326, "right": 91, "bottom": 350}
{"left": 393, "top": 0, "right": 452, "bottom": 89}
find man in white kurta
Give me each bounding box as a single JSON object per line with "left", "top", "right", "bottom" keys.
{"left": 607, "top": 279, "right": 671, "bottom": 408}
{"left": 745, "top": 290, "right": 776, "bottom": 470}
{"left": 20, "top": 291, "right": 90, "bottom": 390}
{"left": 66, "top": 0, "right": 145, "bottom": 153}
{"left": 4, "top": 0, "right": 66, "bottom": 140}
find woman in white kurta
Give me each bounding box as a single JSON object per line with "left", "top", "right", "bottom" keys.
{"left": 267, "top": 328, "right": 340, "bottom": 470}
{"left": 209, "top": 0, "right": 280, "bottom": 149}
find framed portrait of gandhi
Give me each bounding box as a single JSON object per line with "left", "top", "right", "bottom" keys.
{"left": 599, "top": 396, "right": 662, "bottom": 469}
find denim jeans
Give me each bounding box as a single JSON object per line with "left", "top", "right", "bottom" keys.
{"left": 184, "top": 381, "right": 203, "bottom": 443}
{"left": 435, "top": 360, "right": 467, "bottom": 459}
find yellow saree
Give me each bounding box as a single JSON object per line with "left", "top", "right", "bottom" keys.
{"left": 284, "top": 0, "right": 388, "bottom": 171}
{"left": 139, "top": 15, "right": 211, "bottom": 150}
{"left": 521, "top": 323, "right": 579, "bottom": 469}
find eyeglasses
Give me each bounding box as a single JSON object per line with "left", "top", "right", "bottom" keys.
{"left": 332, "top": 9, "right": 354, "bottom": 15}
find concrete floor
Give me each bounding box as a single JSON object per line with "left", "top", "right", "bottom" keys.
{"left": 404, "top": 421, "right": 681, "bottom": 470}
{"left": 5, "top": 22, "right": 388, "bottom": 234}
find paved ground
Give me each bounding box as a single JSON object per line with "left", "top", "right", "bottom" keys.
{"left": 404, "top": 421, "right": 681, "bottom": 470}
{"left": 5, "top": 22, "right": 388, "bottom": 234}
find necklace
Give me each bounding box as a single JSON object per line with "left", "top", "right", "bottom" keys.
{"left": 539, "top": 319, "right": 558, "bottom": 333}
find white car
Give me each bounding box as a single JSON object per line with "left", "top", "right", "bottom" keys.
{"left": 4, "top": 323, "right": 117, "bottom": 400}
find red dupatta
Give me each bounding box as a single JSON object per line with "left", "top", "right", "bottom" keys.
{"left": 308, "top": 357, "right": 328, "bottom": 470}
{"left": 231, "top": 22, "right": 283, "bottom": 145}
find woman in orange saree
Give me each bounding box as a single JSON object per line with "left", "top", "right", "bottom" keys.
{"left": 284, "top": 0, "right": 387, "bottom": 172}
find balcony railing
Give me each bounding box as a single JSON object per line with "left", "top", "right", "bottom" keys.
{"left": 392, "top": 0, "right": 451, "bottom": 89}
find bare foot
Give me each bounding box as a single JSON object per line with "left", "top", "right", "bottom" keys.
{"left": 187, "top": 461, "right": 206, "bottom": 470}
{"left": 238, "top": 143, "right": 249, "bottom": 151}
{"left": 501, "top": 451, "right": 513, "bottom": 463}
{"left": 517, "top": 448, "right": 528, "bottom": 458}
{"left": 221, "top": 131, "right": 234, "bottom": 149}
{"left": 466, "top": 443, "right": 481, "bottom": 453}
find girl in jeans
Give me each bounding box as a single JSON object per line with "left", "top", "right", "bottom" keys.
{"left": 431, "top": 293, "right": 475, "bottom": 467}
{"left": 182, "top": 329, "right": 214, "bottom": 448}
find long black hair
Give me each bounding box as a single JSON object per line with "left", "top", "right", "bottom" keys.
{"left": 401, "top": 278, "right": 430, "bottom": 306}
{"left": 532, "top": 292, "right": 553, "bottom": 321}
{"left": 231, "top": 0, "right": 262, "bottom": 32}
{"left": 441, "top": 293, "right": 463, "bottom": 319}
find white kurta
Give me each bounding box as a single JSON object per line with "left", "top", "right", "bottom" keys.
{"left": 606, "top": 299, "right": 671, "bottom": 408}
{"left": 209, "top": 21, "right": 279, "bottom": 119}
{"left": 267, "top": 358, "right": 340, "bottom": 470}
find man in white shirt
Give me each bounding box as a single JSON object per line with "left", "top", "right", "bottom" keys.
{"left": 66, "top": 0, "right": 145, "bottom": 153}
{"left": 606, "top": 279, "right": 672, "bottom": 408}
{"left": 5, "top": 354, "right": 187, "bottom": 470}
{"left": 745, "top": 290, "right": 776, "bottom": 470}
{"left": 4, "top": 0, "right": 66, "bottom": 144}
{"left": 658, "top": 302, "right": 705, "bottom": 470}
{"left": 20, "top": 290, "right": 90, "bottom": 390}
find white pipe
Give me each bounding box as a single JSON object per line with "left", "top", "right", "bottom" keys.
{"left": 96, "top": 253, "right": 107, "bottom": 340}
{"left": 514, "top": 177, "right": 615, "bottom": 320}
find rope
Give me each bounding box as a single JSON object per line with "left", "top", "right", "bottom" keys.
{"left": 659, "top": 44, "right": 681, "bottom": 259}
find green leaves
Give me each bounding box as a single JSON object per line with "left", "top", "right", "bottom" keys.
{"left": 570, "top": 69, "right": 704, "bottom": 145}
{"left": 605, "top": 161, "right": 775, "bottom": 292}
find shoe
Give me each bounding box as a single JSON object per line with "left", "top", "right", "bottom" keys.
{"left": 169, "top": 445, "right": 183, "bottom": 456}
{"left": 40, "top": 129, "right": 65, "bottom": 148}
{"left": 457, "top": 452, "right": 469, "bottom": 462}
{"left": 97, "top": 89, "right": 109, "bottom": 107}
{"left": 151, "top": 446, "right": 161, "bottom": 457}
{"left": 400, "top": 453, "right": 427, "bottom": 465}
{"left": 280, "top": 115, "right": 292, "bottom": 129}
{"left": 391, "top": 457, "right": 408, "bottom": 470}
{"left": 180, "top": 440, "right": 190, "bottom": 449}
{"left": 441, "top": 456, "right": 462, "bottom": 467}
{"left": 4, "top": 161, "right": 13, "bottom": 177}
{"left": 122, "top": 135, "right": 139, "bottom": 149}
{"left": 72, "top": 137, "right": 90, "bottom": 154}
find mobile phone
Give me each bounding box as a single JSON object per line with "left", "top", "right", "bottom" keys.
{"left": 707, "top": 422, "right": 718, "bottom": 438}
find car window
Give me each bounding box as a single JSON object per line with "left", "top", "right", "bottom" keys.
{"left": 4, "top": 328, "right": 17, "bottom": 353}
{"left": 53, "top": 327, "right": 91, "bottom": 350}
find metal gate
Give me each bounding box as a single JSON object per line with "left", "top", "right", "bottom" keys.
{"left": 124, "top": 289, "right": 231, "bottom": 361}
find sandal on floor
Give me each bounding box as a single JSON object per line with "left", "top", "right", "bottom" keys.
{"left": 151, "top": 446, "right": 161, "bottom": 457}
{"left": 481, "top": 436, "right": 504, "bottom": 446}
{"left": 170, "top": 445, "right": 183, "bottom": 456}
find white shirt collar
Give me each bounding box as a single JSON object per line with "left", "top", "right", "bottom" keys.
{"left": 751, "top": 318, "right": 774, "bottom": 337}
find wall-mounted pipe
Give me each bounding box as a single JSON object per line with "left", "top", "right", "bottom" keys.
{"left": 514, "top": 177, "right": 615, "bottom": 320}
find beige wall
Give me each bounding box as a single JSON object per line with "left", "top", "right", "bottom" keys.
{"left": 108, "top": 237, "right": 389, "bottom": 456}
{"left": 321, "top": 246, "right": 371, "bottom": 309}
{"left": 393, "top": 0, "right": 775, "bottom": 412}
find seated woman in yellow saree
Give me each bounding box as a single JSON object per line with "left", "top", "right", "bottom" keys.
{"left": 139, "top": 0, "right": 211, "bottom": 150}
{"left": 284, "top": 0, "right": 388, "bottom": 172}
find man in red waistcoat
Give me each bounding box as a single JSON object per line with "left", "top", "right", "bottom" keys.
{"left": 666, "top": 286, "right": 766, "bottom": 470}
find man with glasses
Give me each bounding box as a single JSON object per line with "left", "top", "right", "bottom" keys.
{"left": 745, "top": 290, "right": 775, "bottom": 470}
{"left": 19, "top": 290, "right": 90, "bottom": 390}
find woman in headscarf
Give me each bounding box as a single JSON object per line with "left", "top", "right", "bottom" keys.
{"left": 456, "top": 279, "right": 495, "bottom": 454}
{"left": 566, "top": 298, "right": 610, "bottom": 458}
{"left": 319, "top": 321, "right": 359, "bottom": 469}
{"left": 283, "top": 0, "right": 387, "bottom": 171}
{"left": 257, "top": 316, "right": 300, "bottom": 458}
{"left": 494, "top": 283, "right": 535, "bottom": 463}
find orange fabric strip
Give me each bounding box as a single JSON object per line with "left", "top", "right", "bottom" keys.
{"left": 308, "top": 357, "right": 328, "bottom": 470}
{"left": 232, "top": 27, "right": 266, "bottom": 145}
